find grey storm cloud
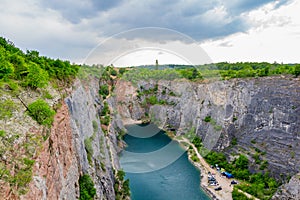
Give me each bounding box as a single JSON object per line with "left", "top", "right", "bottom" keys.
{"left": 41, "top": 0, "right": 291, "bottom": 40}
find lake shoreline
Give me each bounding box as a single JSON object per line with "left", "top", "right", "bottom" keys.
{"left": 171, "top": 136, "right": 230, "bottom": 200}
{"left": 122, "top": 120, "right": 224, "bottom": 200}
{"left": 120, "top": 119, "right": 212, "bottom": 200}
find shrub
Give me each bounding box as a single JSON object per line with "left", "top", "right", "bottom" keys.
{"left": 204, "top": 116, "right": 212, "bottom": 122}
{"left": 115, "top": 170, "right": 131, "bottom": 200}
{"left": 119, "top": 68, "right": 127, "bottom": 75}
{"left": 231, "top": 137, "right": 238, "bottom": 145}
{"left": 24, "top": 63, "right": 49, "bottom": 88}
{"left": 259, "top": 161, "right": 268, "bottom": 170}
{"left": 92, "top": 120, "right": 98, "bottom": 132}
{"left": 27, "top": 99, "right": 55, "bottom": 126}
{"left": 110, "top": 69, "right": 117, "bottom": 76}
{"left": 101, "top": 102, "right": 110, "bottom": 116}
{"left": 0, "top": 60, "right": 14, "bottom": 79}
{"left": 146, "top": 95, "right": 158, "bottom": 105}
{"left": 232, "top": 116, "right": 238, "bottom": 122}
{"left": 234, "top": 155, "right": 249, "bottom": 170}
{"left": 293, "top": 64, "right": 300, "bottom": 77}
{"left": 84, "top": 137, "right": 94, "bottom": 165}
{"left": 79, "top": 174, "right": 96, "bottom": 200}
{"left": 99, "top": 85, "right": 109, "bottom": 99}
{"left": 0, "top": 130, "right": 6, "bottom": 137}
{"left": 192, "top": 137, "right": 202, "bottom": 150}
{"left": 100, "top": 116, "right": 110, "bottom": 126}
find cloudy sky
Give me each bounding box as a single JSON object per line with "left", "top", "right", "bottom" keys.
{"left": 1, "top": 0, "right": 299, "bottom": 66}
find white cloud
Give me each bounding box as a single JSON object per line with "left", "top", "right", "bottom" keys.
{"left": 0, "top": 0, "right": 99, "bottom": 60}
{"left": 201, "top": 0, "right": 300, "bottom": 63}
{"left": 0, "top": 0, "right": 296, "bottom": 64}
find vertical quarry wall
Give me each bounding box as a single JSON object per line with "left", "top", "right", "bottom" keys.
{"left": 115, "top": 76, "right": 300, "bottom": 181}
{"left": 20, "top": 78, "right": 123, "bottom": 200}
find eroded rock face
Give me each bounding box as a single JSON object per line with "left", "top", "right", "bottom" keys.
{"left": 21, "top": 102, "right": 79, "bottom": 200}
{"left": 21, "top": 78, "right": 122, "bottom": 200}
{"left": 115, "top": 76, "right": 300, "bottom": 180}
{"left": 272, "top": 173, "right": 300, "bottom": 200}
{"left": 65, "top": 79, "right": 118, "bottom": 200}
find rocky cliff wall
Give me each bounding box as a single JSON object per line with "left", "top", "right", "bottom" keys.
{"left": 20, "top": 78, "right": 123, "bottom": 200}
{"left": 115, "top": 76, "right": 300, "bottom": 180}
{"left": 272, "top": 172, "right": 300, "bottom": 200}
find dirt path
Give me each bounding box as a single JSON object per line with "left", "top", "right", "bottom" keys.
{"left": 176, "top": 137, "right": 259, "bottom": 200}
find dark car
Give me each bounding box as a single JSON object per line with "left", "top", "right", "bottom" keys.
{"left": 214, "top": 186, "right": 222, "bottom": 191}
{"left": 231, "top": 180, "right": 238, "bottom": 185}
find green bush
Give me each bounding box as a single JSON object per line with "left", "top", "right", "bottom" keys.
{"left": 24, "top": 63, "right": 49, "bottom": 88}
{"left": 79, "top": 174, "right": 96, "bottom": 200}
{"left": 99, "top": 85, "right": 109, "bottom": 98}
{"left": 100, "top": 116, "right": 110, "bottom": 126}
{"left": 234, "top": 154, "right": 249, "bottom": 170}
{"left": 101, "top": 102, "right": 110, "bottom": 116}
{"left": 204, "top": 116, "right": 212, "bottom": 122}
{"left": 92, "top": 120, "right": 98, "bottom": 132}
{"left": 115, "top": 170, "right": 130, "bottom": 200}
{"left": 231, "top": 137, "right": 238, "bottom": 145}
{"left": 294, "top": 64, "right": 300, "bottom": 77}
{"left": 27, "top": 99, "right": 55, "bottom": 126}
{"left": 259, "top": 161, "right": 268, "bottom": 170}
{"left": 0, "top": 130, "right": 6, "bottom": 137}
{"left": 110, "top": 69, "right": 117, "bottom": 76}
{"left": 0, "top": 59, "right": 14, "bottom": 79}
{"left": 119, "top": 68, "right": 127, "bottom": 75}
{"left": 84, "top": 137, "right": 94, "bottom": 165}
{"left": 192, "top": 137, "right": 202, "bottom": 150}
{"left": 146, "top": 95, "right": 158, "bottom": 105}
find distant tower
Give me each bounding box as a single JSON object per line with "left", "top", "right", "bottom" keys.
{"left": 155, "top": 59, "right": 158, "bottom": 70}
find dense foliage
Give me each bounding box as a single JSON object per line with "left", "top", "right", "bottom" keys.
{"left": 79, "top": 174, "right": 96, "bottom": 200}
{"left": 121, "top": 62, "right": 299, "bottom": 83}
{"left": 114, "top": 170, "right": 130, "bottom": 200}
{"left": 99, "top": 85, "right": 109, "bottom": 99}
{"left": 27, "top": 99, "right": 56, "bottom": 126}
{"left": 0, "top": 37, "right": 79, "bottom": 88}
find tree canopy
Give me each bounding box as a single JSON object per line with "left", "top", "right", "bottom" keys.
{"left": 0, "top": 37, "right": 79, "bottom": 88}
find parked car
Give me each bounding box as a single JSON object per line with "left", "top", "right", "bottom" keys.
{"left": 214, "top": 186, "right": 222, "bottom": 191}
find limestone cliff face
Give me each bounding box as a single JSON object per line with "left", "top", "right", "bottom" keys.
{"left": 272, "top": 172, "right": 300, "bottom": 200}
{"left": 20, "top": 78, "right": 122, "bottom": 200}
{"left": 20, "top": 102, "right": 79, "bottom": 200}
{"left": 115, "top": 76, "right": 300, "bottom": 181}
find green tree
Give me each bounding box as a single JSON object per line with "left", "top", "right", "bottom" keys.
{"left": 294, "top": 64, "right": 300, "bottom": 77}
{"left": 119, "top": 68, "right": 127, "bottom": 75}
{"left": 9, "top": 53, "right": 28, "bottom": 79}
{"left": 235, "top": 154, "right": 249, "bottom": 170}
{"left": 0, "top": 60, "right": 14, "bottom": 79}
{"left": 0, "top": 47, "right": 14, "bottom": 79}
{"left": 25, "top": 63, "right": 49, "bottom": 88}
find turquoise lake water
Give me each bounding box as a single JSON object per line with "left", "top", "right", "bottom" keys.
{"left": 119, "top": 123, "right": 210, "bottom": 200}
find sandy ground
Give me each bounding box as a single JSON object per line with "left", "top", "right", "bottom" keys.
{"left": 175, "top": 137, "right": 259, "bottom": 200}
{"left": 122, "top": 118, "right": 143, "bottom": 125}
